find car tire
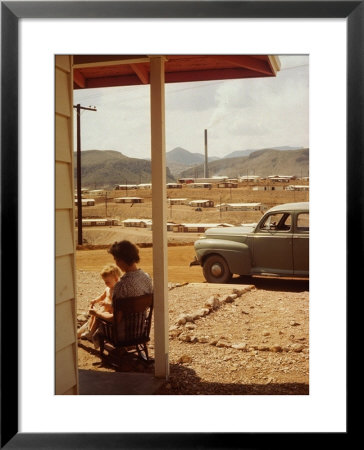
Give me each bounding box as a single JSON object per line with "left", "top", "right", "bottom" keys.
{"left": 203, "top": 255, "right": 232, "bottom": 283}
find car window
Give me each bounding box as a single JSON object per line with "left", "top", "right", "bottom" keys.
{"left": 259, "top": 213, "right": 292, "bottom": 232}
{"left": 296, "top": 212, "right": 309, "bottom": 232}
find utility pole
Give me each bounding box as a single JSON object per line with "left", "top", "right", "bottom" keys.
{"left": 73, "top": 104, "right": 97, "bottom": 245}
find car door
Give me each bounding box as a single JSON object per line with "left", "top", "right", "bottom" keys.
{"left": 252, "top": 212, "right": 294, "bottom": 275}
{"left": 293, "top": 212, "right": 309, "bottom": 276}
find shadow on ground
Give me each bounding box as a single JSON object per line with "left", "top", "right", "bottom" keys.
{"left": 232, "top": 275, "right": 309, "bottom": 293}
{"left": 155, "top": 363, "right": 309, "bottom": 395}
{"left": 79, "top": 341, "right": 309, "bottom": 395}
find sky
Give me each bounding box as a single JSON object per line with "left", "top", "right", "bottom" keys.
{"left": 73, "top": 55, "right": 308, "bottom": 160}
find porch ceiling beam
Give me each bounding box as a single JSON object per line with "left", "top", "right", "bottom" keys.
{"left": 217, "top": 55, "right": 275, "bottom": 75}
{"left": 73, "top": 70, "right": 86, "bottom": 88}
{"left": 130, "top": 63, "right": 149, "bottom": 84}
{"left": 165, "top": 68, "right": 270, "bottom": 84}
{"left": 73, "top": 56, "right": 149, "bottom": 69}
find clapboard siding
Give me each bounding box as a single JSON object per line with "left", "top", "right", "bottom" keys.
{"left": 55, "top": 254, "right": 75, "bottom": 305}
{"left": 56, "top": 209, "right": 74, "bottom": 257}
{"left": 56, "top": 69, "right": 71, "bottom": 117}
{"left": 55, "top": 345, "right": 77, "bottom": 394}
{"left": 55, "top": 55, "right": 78, "bottom": 395}
{"left": 56, "top": 162, "right": 73, "bottom": 209}
{"left": 56, "top": 300, "right": 76, "bottom": 352}
{"left": 55, "top": 115, "right": 71, "bottom": 163}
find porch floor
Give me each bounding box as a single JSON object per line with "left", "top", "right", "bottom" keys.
{"left": 78, "top": 369, "right": 165, "bottom": 395}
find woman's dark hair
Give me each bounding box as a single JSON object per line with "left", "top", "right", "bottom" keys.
{"left": 108, "top": 240, "right": 140, "bottom": 266}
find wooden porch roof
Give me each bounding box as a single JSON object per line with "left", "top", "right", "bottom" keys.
{"left": 73, "top": 55, "right": 280, "bottom": 89}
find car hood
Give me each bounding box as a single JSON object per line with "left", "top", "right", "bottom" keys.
{"left": 204, "top": 225, "right": 255, "bottom": 241}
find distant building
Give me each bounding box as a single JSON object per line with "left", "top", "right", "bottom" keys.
{"left": 75, "top": 218, "right": 119, "bottom": 227}
{"left": 252, "top": 185, "right": 284, "bottom": 191}
{"left": 178, "top": 178, "right": 194, "bottom": 184}
{"left": 216, "top": 202, "right": 263, "bottom": 211}
{"left": 189, "top": 199, "right": 214, "bottom": 208}
{"left": 121, "top": 218, "right": 152, "bottom": 228}
{"left": 285, "top": 185, "right": 309, "bottom": 191}
{"left": 74, "top": 198, "right": 95, "bottom": 206}
{"left": 114, "top": 197, "right": 144, "bottom": 204}
{"left": 217, "top": 181, "right": 238, "bottom": 188}
{"left": 190, "top": 183, "right": 212, "bottom": 189}
{"left": 172, "top": 223, "right": 233, "bottom": 233}
{"left": 168, "top": 198, "right": 188, "bottom": 205}
{"left": 166, "top": 183, "right": 183, "bottom": 189}
{"left": 267, "top": 175, "right": 296, "bottom": 182}
{"left": 114, "top": 184, "right": 139, "bottom": 190}
{"left": 239, "top": 175, "right": 261, "bottom": 182}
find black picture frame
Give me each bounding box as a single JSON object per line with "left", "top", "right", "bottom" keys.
{"left": 1, "top": 1, "right": 358, "bottom": 447}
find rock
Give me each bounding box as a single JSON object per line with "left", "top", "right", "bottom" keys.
{"left": 290, "top": 321, "right": 301, "bottom": 326}
{"left": 271, "top": 345, "right": 283, "bottom": 353}
{"left": 178, "top": 355, "right": 192, "bottom": 364}
{"left": 205, "top": 296, "right": 220, "bottom": 309}
{"left": 231, "top": 343, "right": 248, "bottom": 351}
{"left": 263, "top": 331, "right": 270, "bottom": 336}
{"left": 210, "top": 339, "right": 219, "bottom": 346}
{"left": 184, "top": 314, "right": 195, "bottom": 323}
{"left": 291, "top": 344, "right": 304, "bottom": 353}
{"left": 185, "top": 323, "right": 196, "bottom": 330}
{"left": 178, "top": 333, "right": 191, "bottom": 342}
{"left": 198, "top": 336, "right": 209, "bottom": 343}
{"left": 279, "top": 330, "right": 284, "bottom": 335}
{"left": 169, "top": 329, "right": 182, "bottom": 338}
{"left": 241, "top": 310, "right": 249, "bottom": 315}
{"left": 258, "top": 345, "right": 269, "bottom": 351}
{"left": 221, "top": 295, "right": 234, "bottom": 303}
{"left": 176, "top": 315, "right": 186, "bottom": 325}
{"left": 216, "top": 340, "right": 230, "bottom": 348}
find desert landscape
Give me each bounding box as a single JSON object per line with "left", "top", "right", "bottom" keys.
{"left": 76, "top": 181, "right": 309, "bottom": 394}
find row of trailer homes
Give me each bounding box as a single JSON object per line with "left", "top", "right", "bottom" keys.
{"left": 79, "top": 175, "right": 307, "bottom": 196}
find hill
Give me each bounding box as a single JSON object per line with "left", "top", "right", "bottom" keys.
{"left": 166, "top": 147, "right": 220, "bottom": 177}
{"left": 74, "top": 150, "right": 175, "bottom": 188}
{"left": 179, "top": 147, "right": 309, "bottom": 178}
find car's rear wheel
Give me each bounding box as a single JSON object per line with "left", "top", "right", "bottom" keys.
{"left": 203, "top": 255, "right": 232, "bottom": 283}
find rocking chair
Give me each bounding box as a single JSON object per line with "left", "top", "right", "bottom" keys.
{"left": 97, "top": 293, "right": 153, "bottom": 363}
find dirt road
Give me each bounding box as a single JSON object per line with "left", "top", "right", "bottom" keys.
{"left": 76, "top": 244, "right": 206, "bottom": 283}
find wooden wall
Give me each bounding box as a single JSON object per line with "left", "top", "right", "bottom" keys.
{"left": 55, "top": 55, "right": 78, "bottom": 394}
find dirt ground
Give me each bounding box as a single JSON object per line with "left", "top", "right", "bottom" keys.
{"left": 76, "top": 244, "right": 309, "bottom": 395}
{"left": 76, "top": 185, "right": 309, "bottom": 394}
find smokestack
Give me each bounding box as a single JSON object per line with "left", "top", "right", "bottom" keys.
{"left": 204, "top": 129, "right": 209, "bottom": 178}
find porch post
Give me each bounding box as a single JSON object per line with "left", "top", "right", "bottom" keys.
{"left": 150, "top": 56, "right": 169, "bottom": 378}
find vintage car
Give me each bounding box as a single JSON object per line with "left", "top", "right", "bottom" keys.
{"left": 193, "top": 202, "right": 309, "bottom": 283}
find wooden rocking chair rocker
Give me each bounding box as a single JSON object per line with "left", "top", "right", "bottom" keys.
{"left": 97, "top": 293, "right": 154, "bottom": 363}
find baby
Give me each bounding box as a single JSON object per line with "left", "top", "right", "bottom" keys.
{"left": 77, "top": 264, "right": 121, "bottom": 340}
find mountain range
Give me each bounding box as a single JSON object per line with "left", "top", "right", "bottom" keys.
{"left": 74, "top": 150, "right": 175, "bottom": 189}
{"left": 178, "top": 147, "right": 309, "bottom": 179}
{"left": 74, "top": 146, "right": 309, "bottom": 188}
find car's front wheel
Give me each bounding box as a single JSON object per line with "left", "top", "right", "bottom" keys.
{"left": 203, "top": 254, "right": 232, "bottom": 283}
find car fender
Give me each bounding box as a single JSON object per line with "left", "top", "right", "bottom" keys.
{"left": 194, "top": 238, "right": 252, "bottom": 275}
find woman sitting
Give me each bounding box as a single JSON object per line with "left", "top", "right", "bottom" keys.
{"left": 88, "top": 240, "right": 153, "bottom": 348}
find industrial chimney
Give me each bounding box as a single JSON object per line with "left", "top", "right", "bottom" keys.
{"left": 204, "top": 129, "right": 209, "bottom": 178}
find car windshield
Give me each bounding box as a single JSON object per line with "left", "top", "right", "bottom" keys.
{"left": 259, "top": 212, "right": 292, "bottom": 231}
